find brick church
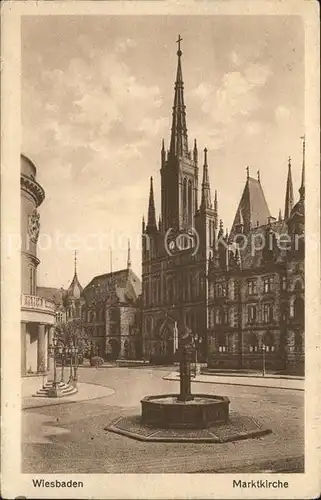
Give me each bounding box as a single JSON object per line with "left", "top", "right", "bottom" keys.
{"left": 141, "top": 37, "right": 304, "bottom": 373}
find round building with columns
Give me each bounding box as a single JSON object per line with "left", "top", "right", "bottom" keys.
{"left": 21, "top": 154, "right": 56, "bottom": 395}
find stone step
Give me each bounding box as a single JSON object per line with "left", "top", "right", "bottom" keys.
{"left": 33, "top": 381, "right": 78, "bottom": 398}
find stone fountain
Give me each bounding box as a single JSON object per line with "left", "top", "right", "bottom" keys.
{"left": 106, "top": 339, "right": 272, "bottom": 443}
{"left": 141, "top": 343, "right": 229, "bottom": 429}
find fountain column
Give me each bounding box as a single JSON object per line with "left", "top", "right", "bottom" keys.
{"left": 178, "top": 345, "right": 194, "bottom": 402}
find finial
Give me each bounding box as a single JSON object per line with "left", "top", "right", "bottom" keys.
{"left": 161, "top": 138, "right": 165, "bottom": 151}
{"left": 194, "top": 139, "right": 197, "bottom": 150}
{"left": 288, "top": 156, "right": 291, "bottom": 166}
{"left": 246, "top": 166, "right": 250, "bottom": 179}
{"left": 257, "top": 169, "right": 260, "bottom": 183}
{"left": 74, "top": 249, "right": 77, "bottom": 275}
{"left": 204, "top": 147, "right": 208, "bottom": 165}
{"left": 220, "top": 219, "right": 223, "bottom": 230}
{"left": 127, "top": 239, "right": 131, "bottom": 269}
{"left": 176, "top": 34, "right": 183, "bottom": 56}
{"left": 278, "top": 208, "right": 282, "bottom": 221}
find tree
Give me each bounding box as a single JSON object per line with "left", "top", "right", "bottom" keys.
{"left": 54, "top": 319, "right": 91, "bottom": 360}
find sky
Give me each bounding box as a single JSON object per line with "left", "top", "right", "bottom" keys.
{"left": 21, "top": 15, "right": 305, "bottom": 290}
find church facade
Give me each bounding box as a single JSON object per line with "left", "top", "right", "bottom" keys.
{"left": 141, "top": 39, "right": 305, "bottom": 374}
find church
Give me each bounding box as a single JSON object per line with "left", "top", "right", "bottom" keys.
{"left": 141, "top": 37, "right": 304, "bottom": 374}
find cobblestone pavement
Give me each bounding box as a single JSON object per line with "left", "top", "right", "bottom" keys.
{"left": 22, "top": 367, "right": 304, "bottom": 474}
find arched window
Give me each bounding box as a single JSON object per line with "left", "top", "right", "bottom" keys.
{"left": 182, "top": 178, "right": 187, "bottom": 222}
{"left": 217, "top": 333, "right": 227, "bottom": 352}
{"left": 294, "top": 297, "right": 304, "bottom": 322}
{"left": 188, "top": 180, "right": 192, "bottom": 223}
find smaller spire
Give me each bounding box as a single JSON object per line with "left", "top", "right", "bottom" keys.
{"left": 193, "top": 139, "right": 198, "bottom": 163}
{"left": 127, "top": 239, "right": 131, "bottom": 269}
{"left": 278, "top": 208, "right": 282, "bottom": 221}
{"left": 200, "top": 147, "right": 212, "bottom": 210}
{"left": 246, "top": 166, "right": 250, "bottom": 179}
{"left": 142, "top": 215, "right": 145, "bottom": 232}
{"left": 284, "top": 156, "right": 294, "bottom": 219}
{"left": 218, "top": 219, "right": 224, "bottom": 239}
{"left": 214, "top": 189, "right": 218, "bottom": 230}
{"left": 257, "top": 169, "right": 260, "bottom": 183}
{"left": 161, "top": 138, "right": 165, "bottom": 151}
{"left": 146, "top": 176, "right": 157, "bottom": 232}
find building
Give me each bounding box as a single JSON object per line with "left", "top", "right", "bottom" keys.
{"left": 141, "top": 38, "right": 217, "bottom": 363}
{"left": 82, "top": 245, "right": 142, "bottom": 360}
{"left": 208, "top": 153, "right": 305, "bottom": 374}
{"left": 141, "top": 38, "right": 305, "bottom": 374}
{"left": 21, "top": 154, "right": 56, "bottom": 395}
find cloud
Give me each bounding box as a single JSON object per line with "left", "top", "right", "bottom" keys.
{"left": 275, "top": 105, "right": 291, "bottom": 122}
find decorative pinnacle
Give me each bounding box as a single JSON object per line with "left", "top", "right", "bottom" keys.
{"left": 74, "top": 250, "right": 77, "bottom": 275}
{"left": 204, "top": 147, "right": 208, "bottom": 165}
{"left": 176, "top": 34, "right": 183, "bottom": 56}
{"left": 246, "top": 166, "right": 250, "bottom": 179}
{"left": 257, "top": 170, "right": 260, "bottom": 183}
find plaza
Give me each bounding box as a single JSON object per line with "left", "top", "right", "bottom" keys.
{"left": 22, "top": 366, "right": 304, "bottom": 474}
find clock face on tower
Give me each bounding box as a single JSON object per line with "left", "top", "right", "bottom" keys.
{"left": 165, "top": 227, "right": 199, "bottom": 257}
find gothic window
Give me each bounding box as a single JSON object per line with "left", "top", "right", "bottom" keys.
{"left": 217, "top": 332, "right": 227, "bottom": 352}
{"left": 248, "top": 333, "right": 259, "bottom": 352}
{"left": 247, "top": 279, "right": 257, "bottom": 295}
{"left": 182, "top": 178, "right": 187, "bottom": 221}
{"left": 215, "top": 282, "right": 227, "bottom": 297}
{"left": 188, "top": 180, "right": 192, "bottom": 223}
{"left": 281, "top": 276, "right": 287, "bottom": 291}
{"left": 262, "top": 303, "right": 273, "bottom": 323}
{"left": 247, "top": 305, "right": 257, "bottom": 324}
{"left": 263, "top": 276, "right": 274, "bottom": 293}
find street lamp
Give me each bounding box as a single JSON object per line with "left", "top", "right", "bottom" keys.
{"left": 262, "top": 343, "right": 266, "bottom": 377}
{"left": 71, "top": 344, "right": 79, "bottom": 384}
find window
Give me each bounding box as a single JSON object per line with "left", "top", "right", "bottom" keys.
{"left": 247, "top": 305, "right": 257, "bottom": 324}
{"left": 247, "top": 279, "right": 257, "bottom": 295}
{"left": 214, "top": 307, "right": 228, "bottom": 324}
{"left": 215, "top": 283, "right": 227, "bottom": 298}
{"left": 217, "top": 333, "right": 227, "bottom": 352}
{"left": 262, "top": 303, "right": 273, "bottom": 323}
{"left": 29, "top": 267, "right": 35, "bottom": 295}
{"left": 263, "top": 276, "right": 274, "bottom": 293}
{"left": 281, "top": 277, "right": 287, "bottom": 291}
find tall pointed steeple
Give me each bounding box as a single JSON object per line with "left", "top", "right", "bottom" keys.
{"left": 299, "top": 135, "right": 305, "bottom": 200}
{"left": 169, "top": 35, "right": 189, "bottom": 158}
{"left": 213, "top": 189, "right": 218, "bottom": 230}
{"left": 278, "top": 208, "right": 282, "bottom": 221}
{"left": 127, "top": 239, "right": 131, "bottom": 270}
{"left": 146, "top": 176, "right": 157, "bottom": 232}
{"left": 200, "top": 148, "right": 212, "bottom": 210}
{"left": 67, "top": 250, "right": 83, "bottom": 298}
{"left": 284, "top": 156, "right": 294, "bottom": 219}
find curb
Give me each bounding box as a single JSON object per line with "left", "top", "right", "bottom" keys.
{"left": 163, "top": 374, "right": 304, "bottom": 391}
{"left": 22, "top": 383, "right": 115, "bottom": 410}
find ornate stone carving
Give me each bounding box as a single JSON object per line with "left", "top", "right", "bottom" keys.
{"left": 28, "top": 209, "right": 40, "bottom": 243}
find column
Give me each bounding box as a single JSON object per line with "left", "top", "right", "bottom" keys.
{"left": 37, "top": 324, "right": 46, "bottom": 372}
{"left": 21, "top": 322, "right": 27, "bottom": 376}
{"left": 47, "top": 325, "right": 55, "bottom": 371}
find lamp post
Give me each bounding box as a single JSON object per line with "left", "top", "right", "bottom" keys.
{"left": 72, "top": 344, "right": 79, "bottom": 384}
{"left": 52, "top": 337, "right": 57, "bottom": 386}
{"left": 262, "top": 343, "right": 266, "bottom": 377}
{"left": 58, "top": 344, "right": 64, "bottom": 382}
{"left": 191, "top": 332, "right": 202, "bottom": 376}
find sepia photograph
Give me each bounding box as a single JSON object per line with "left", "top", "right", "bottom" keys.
{"left": 1, "top": 2, "right": 320, "bottom": 499}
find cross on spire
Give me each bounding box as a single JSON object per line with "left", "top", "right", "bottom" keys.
{"left": 176, "top": 34, "right": 183, "bottom": 56}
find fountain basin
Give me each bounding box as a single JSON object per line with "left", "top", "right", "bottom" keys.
{"left": 141, "top": 394, "right": 230, "bottom": 429}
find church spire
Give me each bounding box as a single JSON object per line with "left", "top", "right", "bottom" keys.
{"left": 214, "top": 189, "right": 218, "bottom": 229}
{"left": 146, "top": 176, "right": 157, "bottom": 232}
{"left": 284, "top": 156, "right": 294, "bottom": 219}
{"left": 169, "top": 35, "right": 189, "bottom": 158}
{"left": 299, "top": 135, "right": 305, "bottom": 200}
{"left": 200, "top": 148, "right": 212, "bottom": 210}
{"left": 74, "top": 249, "right": 77, "bottom": 276}
{"left": 127, "top": 239, "right": 131, "bottom": 270}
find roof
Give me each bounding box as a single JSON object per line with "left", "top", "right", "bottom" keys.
{"left": 233, "top": 219, "right": 289, "bottom": 270}
{"left": 82, "top": 268, "right": 141, "bottom": 305}
{"left": 67, "top": 272, "right": 83, "bottom": 299}
{"left": 231, "top": 177, "right": 271, "bottom": 234}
